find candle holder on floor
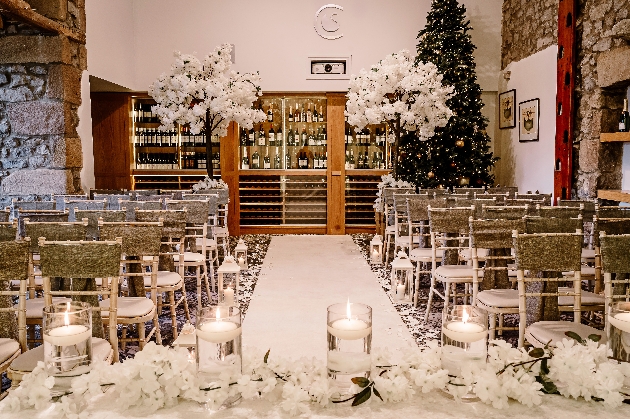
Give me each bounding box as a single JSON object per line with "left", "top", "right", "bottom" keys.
{"left": 327, "top": 301, "right": 372, "bottom": 395}
{"left": 218, "top": 256, "right": 240, "bottom": 306}
{"left": 390, "top": 251, "right": 414, "bottom": 303}
{"left": 441, "top": 305, "right": 487, "bottom": 400}
{"left": 370, "top": 235, "right": 383, "bottom": 266}
{"left": 234, "top": 239, "right": 248, "bottom": 270}
{"left": 43, "top": 301, "right": 92, "bottom": 389}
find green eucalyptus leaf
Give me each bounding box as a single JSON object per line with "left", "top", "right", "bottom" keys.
{"left": 373, "top": 386, "right": 383, "bottom": 401}
{"left": 540, "top": 358, "right": 550, "bottom": 375}
{"left": 352, "top": 386, "right": 372, "bottom": 406}
{"left": 529, "top": 348, "right": 545, "bottom": 358}
{"left": 565, "top": 331, "right": 584, "bottom": 343}
{"left": 588, "top": 334, "right": 602, "bottom": 342}
{"left": 351, "top": 377, "right": 371, "bottom": 388}
{"left": 535, "top": 376, "right": 559, "bottom": 394}
{"left": 263, "top": 349, "right": 270, "bottom": 364}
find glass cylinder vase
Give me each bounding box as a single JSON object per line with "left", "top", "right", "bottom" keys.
{"left": 441, "top": 305, "right": 487, "bottom": 378}
{"left": 607, "top": 301, "right": 630, "bottom": 391}
{"left": 196, "top": 305, "right": 242, "bottom": 382}
{"left": 43, "top": 301, "right": 93, "bottom": 383}
{"left": 327, "top": 301, "right": 372, "bottom": 394}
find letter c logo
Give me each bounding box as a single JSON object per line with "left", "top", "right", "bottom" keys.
{"left": 314, "top": 4, "right": 344, "bottom": 40}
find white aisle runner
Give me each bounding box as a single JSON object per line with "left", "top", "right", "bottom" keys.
{"left": 243, "top": 235, "right": 416, "bottom": 360}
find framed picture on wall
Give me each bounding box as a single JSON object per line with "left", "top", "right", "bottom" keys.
{"left": 498, "top": 89, "right": 516, "bottom": 129}
{"left": 518, "top": 98, "right": 540, "bottom": 142}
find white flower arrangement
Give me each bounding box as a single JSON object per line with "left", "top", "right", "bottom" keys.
{"left": 191, "top": 176, "right": 229, "bottom": 192}
{"left": 2, "top": 336, "right": 628, "bottom": 418}
{"left": 374, "top": 174, "right": 415, "bottom": 211}
{"left": 149, "top": 44, "right": 266, "bottom": 138}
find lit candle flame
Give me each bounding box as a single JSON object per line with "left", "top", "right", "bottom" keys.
{"left": 64, "top": 302, "right": 70, "bottom": 327}
{"left": 216, "top": 307, "right": 220, "bottom": 322}
{"left": 346, "top": 298, "right": 351, "bottom": 320}
{"left": 462, "top": 308, "right": 469, "bottom": 324}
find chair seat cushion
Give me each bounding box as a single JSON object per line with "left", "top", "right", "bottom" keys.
{"left": 435, "top": 265, "right": 478, "bottom": 281}
{"left": 476, "top": 289, "right": 519, "bottom": 308}
{"left": 173, "top": 252, "right": 205, "bottom": 263}
{"left": 581, "top": 248, "right": 596, "bottom": 260}
{"left": 459, "top": 248, "right": 489, "bottom": 261}
{"left": 557, "top": 288, "right": 604, "bottom": 306}
{"left": 152, "top": 271, "right": 182, "bottom": 287}
{"left": 23, "top": 297, "right": 71, "bottom": 319}
{"left": 0, "top": 338, "right": 20, "bottom": 365}
{"left": 527, "top": 321, "right": 607, "bottom": 347}
{"left": 10, "top": 337, "right": 112, "bottom": 373}
{"left": 100, "top": 297, "right": 154, "bottom": 318}
{"left": 196, "top": 237, "right": 217, "bottom": 249}
{"left": 409, "top": 247, "right": 442, "bottom": 261}
{"left": 385, "top": 225, "right": 396, "bottom": 233}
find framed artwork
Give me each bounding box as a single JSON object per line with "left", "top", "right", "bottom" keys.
{"left": 518, "top": 98, "right": 540, "bottom": 142}
{"left": 498, "top": 89, "right": 516, "bottom": 129}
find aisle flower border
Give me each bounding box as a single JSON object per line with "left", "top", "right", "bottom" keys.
{"left": 3, "top": 332, "right": 629, "bottom": 418}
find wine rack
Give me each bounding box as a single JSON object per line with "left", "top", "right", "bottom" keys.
{"left": 345, "top": 175, "right": 382, "bottom": 226}
{"left": 130, "top": 96, "right": 219, "bottom": 190}
{"left": 238, "top": 175, "right": 327, "bottom": 226}
{"left": 344, "top": 120, "right": 390, "bottom": 170}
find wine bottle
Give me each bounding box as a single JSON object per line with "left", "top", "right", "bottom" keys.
{"left": 287, "top": 126, "right": 294, "bottom": 146}
{"left": 288, "top": 106, "right": 294, "bottom": 123}
{"left": 323, "top": 152, "right": 327, "bottom": 169}
{"left": 276, "top": 124, "right": 283, "bottom": 146}
{"left": 321, "top": 127, "right": 327, "bottom": 146}
{"left": 298, "top": 151, "right": 308, "bottom": 169}
{"left": 295, "top": 105, "right": 301, "bottom": 122}
{"left": 285, "top": 150, "right": 291, "bottom": 169}
{"left": 267, "top": 105, "right": 273, "bottom": 122}
{"left": 621, "top": 99, "right": 629, "bottom": 132}
{"left": 258, "top": 125, "right": 266, "bottom": 146}
{"left": 364, "top": 152, "right": 369, "bottom": 169}
{"left": 345, "top": 150, "right": 350, "bottom": 170}
{"left": 248, "top": 128, "right": 255, "bottom": 146}
{"left": 301, "top": 105, "right": 307, "bottom": 123}
{"left": 346, "top": 127, "right": 353, "bottom": 144}
{"left": 319, "top": 105, "right": 324, "bottom": 122}
{"left": 306, "top": 104, "right": 313, "bottom": 123}
{"left": 240, "top": 129, "right": 247, "bottom": 146}
{"left": 349, "top": 150, "right": 356, "bottom": 169}
{"left": 308, "top": 129, "right": 315, "bottom": 146}
{"left": 301, "top": 128, "right": 308, "bottom": 146}
{"left": 313, "top": 106, "right": 319, "bottom": 123}
{"left": 242, "top": 148, "right": 249, "bottom": 170}
{"left": 314, "top": 152, "right": 319, "bottom": 169}
{"left": 269, "top": 125, "right": 275, "bottom": 146}
{"left": 274, "top": 147, "right": 281, "bottom": 169}
{"left": 251, "top": 150, "right": 260, "bottom": 169}
{"left": 263, "top": 152, "right": 271, "bottom": 169}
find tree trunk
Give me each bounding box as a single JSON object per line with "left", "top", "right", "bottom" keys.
{"left": 392, "top": 118, "right": 401, "bottom": 179}
{"left": 205, "top": 111, "right": 213, "bottom": 178}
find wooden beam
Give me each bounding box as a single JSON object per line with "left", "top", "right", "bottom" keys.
{"left": 553, "top": 0, "right": 577, "bottom": 202}
{"left": 0, "top": 0, "right": 85, "bottom": 44}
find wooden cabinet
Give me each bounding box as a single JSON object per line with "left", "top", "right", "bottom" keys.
{"left": 92, "top": 92, "right": 390, "bottom": 235}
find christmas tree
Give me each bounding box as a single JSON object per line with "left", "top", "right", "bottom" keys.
{"left": 398, "top": 0, "right": 497, "bottom": 188}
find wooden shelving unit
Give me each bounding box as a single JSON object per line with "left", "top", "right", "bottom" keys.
{"left": 600, "top": 132, "right": 630, "bottom": 142}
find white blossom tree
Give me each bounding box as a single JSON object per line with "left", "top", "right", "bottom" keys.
{"left": 345, "top": 50, "right": 454, "bottom": 178}
{"left": 149, "top": 43, "right": 266, "bottom": 176}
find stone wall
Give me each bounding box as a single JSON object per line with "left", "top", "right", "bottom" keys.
{"left": 501, "top": 0, "right": 630, "bottom": 198}
{"left": 501, "top": 0, "right": 558, "bottom": 69}
{"left": 574, "top": 0, "right": 630, "bottom": 198}
{"left": 0, "top": 0, "right": 86, "bottom": 195}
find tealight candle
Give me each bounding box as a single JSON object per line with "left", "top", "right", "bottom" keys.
{"left": 238, "top": 257, "right": 245, "bottom": 266}
{"left": 327, "top": 299, "right": 372, "bottom": 340}
{"left": 442, "top": 309, "right": 487, "bottom": 343}
{"left": 43, "top": 306, "right": 91, "bottom": 346}
{"left": 196, "top": 308, "right": 241, "bottom": 344}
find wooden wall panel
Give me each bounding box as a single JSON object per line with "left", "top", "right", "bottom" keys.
{"left": 91, "top": 93, "right": 132, "bottom": 190}
{"left": 327, "top": 93, "right": 346, "bottom": 235}
{"left": 221, "top": 121, "right": 240, "bottom": 236}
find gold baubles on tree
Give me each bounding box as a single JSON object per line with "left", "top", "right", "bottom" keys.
{"left": 455, "top": 139, "right": 465, "bottom": 147}
{"left": 427, "top": 171, "right": 435, "bottom": 178}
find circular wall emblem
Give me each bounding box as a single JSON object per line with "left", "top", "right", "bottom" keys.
{"left": 314, "top": 4, "right": 344, "bottom": 40}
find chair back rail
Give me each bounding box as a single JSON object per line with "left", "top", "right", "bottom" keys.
{"left": 535, "top": 204, "right": 583, "bottom": 219}
{"left": 24, "top": 219, "right": 89, "bottom": 253}
{"left": 119, "top": 200, "right": 164, "bottom": 221}
{"left": 93, "top": 193, "right": 131, "bottom": 210}
{"left": 98, "top": 220, "right": 164, "bottom": 257}
{"left": 481, "top": 205, "right": 529, "bottom": 220}
{"left": 524, "top": 215, "right": 583, "bottom": 234}
{"left": 74, "top": 209, "right": 126, "bottom": 240}
{"left": 428, "top": 206, "right": 475, "bottom": 234}
{"left": 513, "top": 231, "right": 583, "bottom": 272}
{"left": 0, "top": 221, "right": 18, "bottom": 241}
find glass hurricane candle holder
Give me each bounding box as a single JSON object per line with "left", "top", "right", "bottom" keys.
{"left": 327, "top": 301, "right": 372, "bottom": 394}
{"left": 370, "top": 235, "right": 383, "bottom": 265}
{"left": 608, "top": 301, "right": 630, "bottom": 391}
{"left": 441, "top": 305, "right": 487, "bottom": 379}
{"left": 234, "top": 239, "right": 248, "bottom": 270}
{"left": 43, "top": 301, "right": 93, "bottom": 388}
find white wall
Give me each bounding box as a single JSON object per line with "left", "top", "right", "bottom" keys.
{"left": 77, "top": 70, "right": 95, "bottom": 192}
{"left": 85, "top": 0, "right": 501, "bottom": 93}
{"left": 85, "top": 0, "right": 136, "bottom": 89}
{"left": 496, "top": 46, "right": 557, "bottom": 194}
